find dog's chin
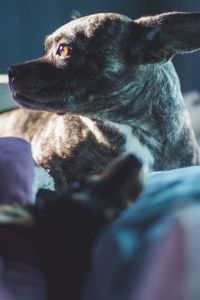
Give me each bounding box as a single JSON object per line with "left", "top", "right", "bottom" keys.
{"left": 13, "top": 92, "right": 41, "bottom": 110}
{"left": 12, "top": 92, "right": 68, "bottom": 113}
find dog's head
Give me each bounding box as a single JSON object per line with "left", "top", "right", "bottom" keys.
{"left": 8, "top": 12, "right": 200, "bottom": 117}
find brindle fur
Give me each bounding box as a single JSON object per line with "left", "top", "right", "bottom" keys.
{"left": 1, "top": 12, "right": 200, "bottom": 188}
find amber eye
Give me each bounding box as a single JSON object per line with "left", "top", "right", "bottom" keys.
{"left": 57, "top": 44, "right": 70, "bottom": 57}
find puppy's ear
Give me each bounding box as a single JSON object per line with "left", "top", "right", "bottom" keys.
{"left": 70, "top": 10, "right": 82, "bottom": 20}
{"left": 129, "top": 12, "right": 200, "bottom": 64}
{"left": 92, "top": 154, "right": 144, "bottom": 202}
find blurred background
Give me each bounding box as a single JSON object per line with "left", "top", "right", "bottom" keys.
{"left": 0, "top": 0, "right": 200, "bottom": 93}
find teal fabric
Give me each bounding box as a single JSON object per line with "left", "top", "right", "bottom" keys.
{"left": 83, "top": 166, "right": 200, "bottom": 300}
{"left": 106, "top": 166, "right": 200, "bottom": 263}
{"left": 113, "top": 166, "right": 200, "bottom": 227}
{"left": 105, "top": 166, "right": 200, "bottom": 262}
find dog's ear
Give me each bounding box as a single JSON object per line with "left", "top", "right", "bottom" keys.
{"left": 129, "top": 12, "right": 200, "bottom": 64}
{"left": 70, "top": 10, "right": 82, "bottom": 20}
{"left": 91, "top": 154, "right": 144, "bottom": 202}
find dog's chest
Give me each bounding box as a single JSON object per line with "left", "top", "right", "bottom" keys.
{"left": 32, "top": 114, "right": 154, "bottom": 187}
{"left": 79, "top": 116, "right": 154, "bottom": 170}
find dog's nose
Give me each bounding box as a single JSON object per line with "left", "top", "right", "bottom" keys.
{"left": 8, "top": 67, "right": 15, "bottom": 82}
{"left": 7, "top": 66, "right": 20, "bottom": 91}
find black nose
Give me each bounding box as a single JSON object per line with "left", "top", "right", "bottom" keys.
{"left": 8, "top": 67, "right": 15, "bottom": 82}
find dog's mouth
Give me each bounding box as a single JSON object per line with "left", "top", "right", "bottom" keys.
{"left": 12, "top": 92, "right": 42, "bottom": 109}
{"left": 9, "top": 71, "right": 81, "bottom": 114}
{"left": 12, "top": 91, "right": 56, "bottom": 112}
{"left": 11, "top": 90, "right": 73, "bottom": 114}
{"left": 8, "top": 69, "right": 68, "bottom": 112}
{"left": 9, "top": 76, "right": 43, "bottom": 110}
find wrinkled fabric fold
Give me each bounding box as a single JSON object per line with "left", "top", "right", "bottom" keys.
{"left": 0, "top": 137, "right": 47, "bottom": 300}
{"left": 0, "top": 137, "right": 35, "bottom": 204}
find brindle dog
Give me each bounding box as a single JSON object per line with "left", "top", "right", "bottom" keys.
{"left": 1, "top": 12, "right": 200, "bottom": 188}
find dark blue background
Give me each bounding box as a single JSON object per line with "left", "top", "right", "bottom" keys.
{"left": 1, "top": 0, "right": 200, "bottom": 91}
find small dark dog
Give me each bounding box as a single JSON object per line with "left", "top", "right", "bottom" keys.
{"left": 0, "top": 154, "right": 144, "bottom": 300}
{"left": 0, "top": 11, "right": 200, "bottom": 188}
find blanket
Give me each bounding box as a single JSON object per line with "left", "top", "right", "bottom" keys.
{"left": 0, "top": 137, "right": 34, "bottom": 204}
{"left": 0, "top": 137, "right": 48, "bottom": 300}
{"left": 83, "top": 167, "right": 200, "bottom": 300}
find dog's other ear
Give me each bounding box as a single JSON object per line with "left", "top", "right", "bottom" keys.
{"left": 91, "top": 154, "right": 145, "bottom": 202}
{"left": 70, "top": 10, "right": 82, "bottom": 20}
{"left": 129, "top": 12, "right": 200, "bottom": 64}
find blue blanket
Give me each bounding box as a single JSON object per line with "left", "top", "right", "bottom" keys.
{"left": 83, "top": 167, "right": 200, "bottom": 300}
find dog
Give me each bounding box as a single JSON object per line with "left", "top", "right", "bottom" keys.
{"left": 0, "top": 154, "right": 144, "bottom": 300}
{"left": 0, "top": 11, "right": 200, "bottom": 188}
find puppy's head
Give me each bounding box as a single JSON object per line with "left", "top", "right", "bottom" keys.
{"left": 0, "top": 153, "right": 144, "bottom": 300}
{"left": 8, "top": 12, "right": 200, "bottom": 116}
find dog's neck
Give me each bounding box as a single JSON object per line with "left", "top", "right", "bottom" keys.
{"left": 79, "top": 60, "right": 198, "bottom": 171}
{"left": 90, "top": 61, "right": 190, "bottom": 139}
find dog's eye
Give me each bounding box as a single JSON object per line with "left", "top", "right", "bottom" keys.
{"left": 57, "top": 44, "right": 70, "bottom": 57}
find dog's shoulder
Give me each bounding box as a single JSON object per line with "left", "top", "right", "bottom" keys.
{"left": 0, "top": 108, "right": 53, "bottom": 141}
